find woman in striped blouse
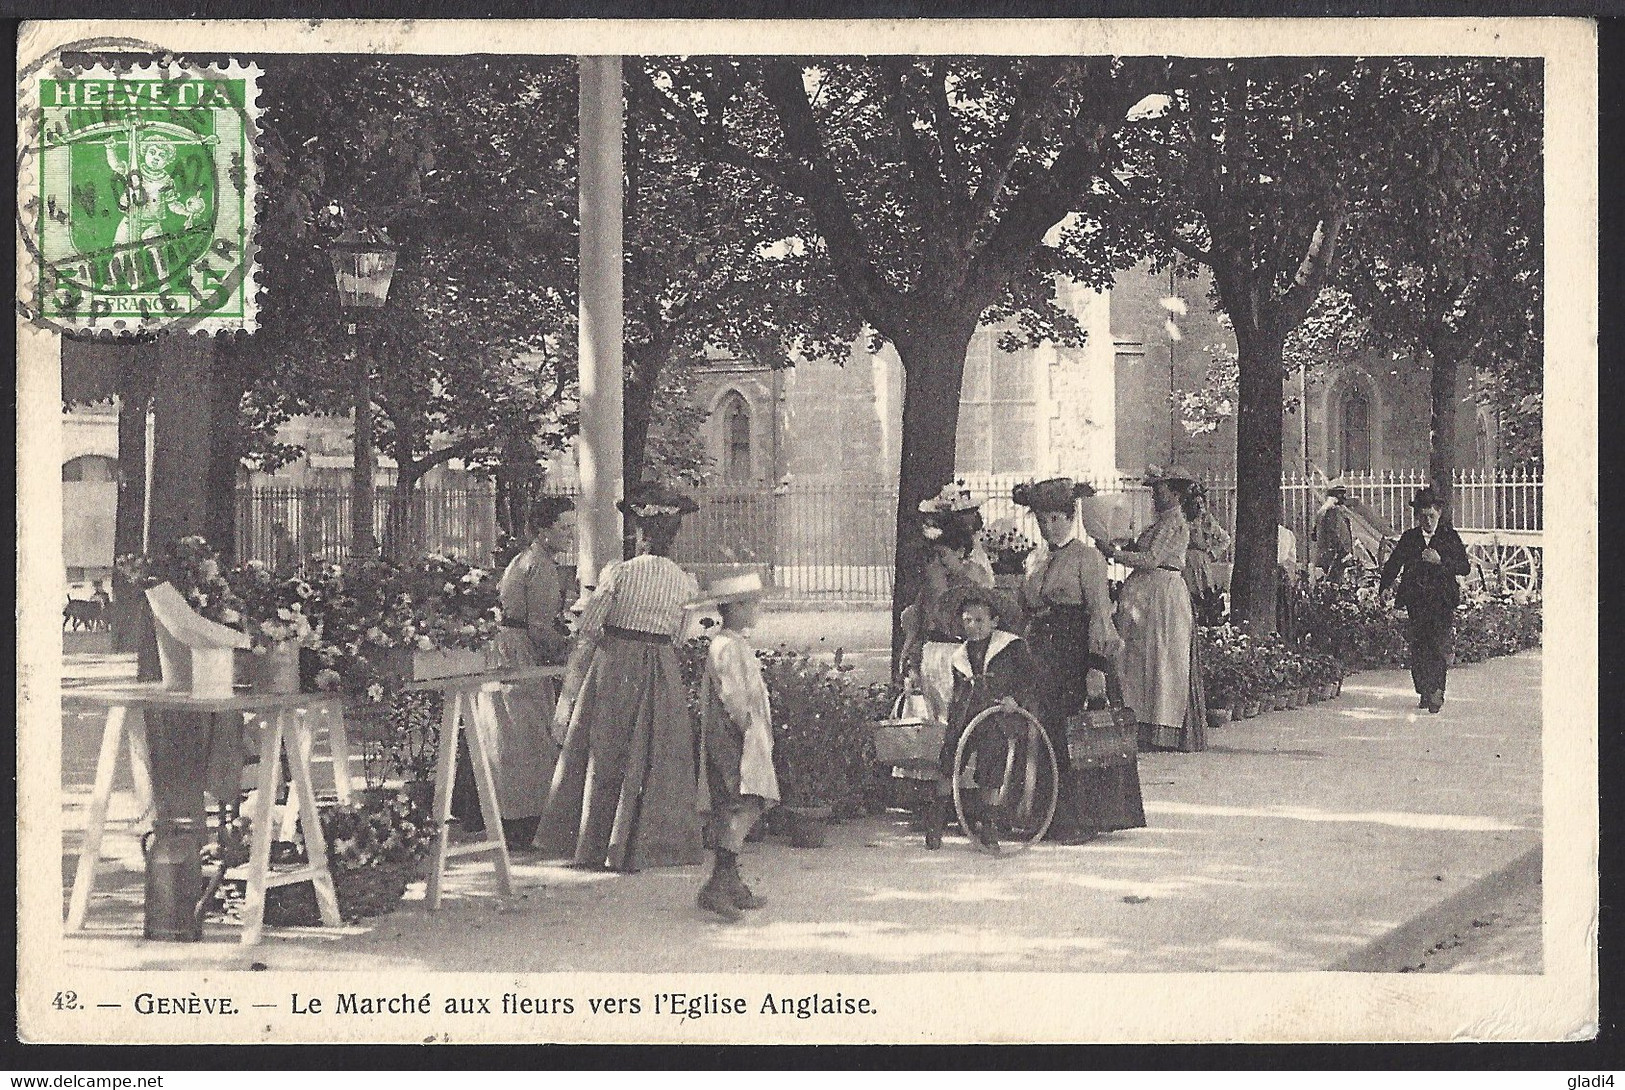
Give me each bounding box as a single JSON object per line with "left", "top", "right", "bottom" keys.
{"left": 537, "top": 484, "right": 706, "bottom": 872}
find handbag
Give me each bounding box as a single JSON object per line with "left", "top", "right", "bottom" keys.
{"left": 1065, "top": 666, "right": 1139, "bottom": 770}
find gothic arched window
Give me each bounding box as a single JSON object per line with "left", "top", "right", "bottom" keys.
{"left": 721, "top": 392, "right": 752, "bottom": 483}
{"left": 1338, "top": 384, "right": 1371, "bottom": 475}
{"left": 1475, "top": 409, "right": 1496, "bottom": 471}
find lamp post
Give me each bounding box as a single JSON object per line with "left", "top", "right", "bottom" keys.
{"left": 329, "top": 225, "right": 398, "bottom": 560}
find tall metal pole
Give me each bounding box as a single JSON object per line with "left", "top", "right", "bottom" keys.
{"left": 577, "top": 56, "right": 625, "bottom": 587}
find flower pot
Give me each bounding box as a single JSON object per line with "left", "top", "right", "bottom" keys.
{"left": 1229, "top": 703, "right": 1247, "bottom": 722}
{"left": 249, "top": 642, "right": 303, "bottom": 694}
{"left": 1206, "top": 706, "right": 1232, "bottom": 728}
{"left": 1241, "top": 701, "right": 1262, "bottom": 719}
{"left": 784, "top": 804, "right": 832, "bottom": 849}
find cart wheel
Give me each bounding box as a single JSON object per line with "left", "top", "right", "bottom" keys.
{"left": 951, "top": 705, "right": 1056, "bottom": 856}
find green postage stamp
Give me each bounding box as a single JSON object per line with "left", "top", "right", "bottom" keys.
{"left": 19, "top": 58, "right": 261, "bottom": 334}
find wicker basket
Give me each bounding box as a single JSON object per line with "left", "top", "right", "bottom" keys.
{"left": 871, "top": 717, "right": 947, "bottom": 768}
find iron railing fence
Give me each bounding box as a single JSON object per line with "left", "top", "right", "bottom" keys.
{"left": 237, "top": 469, "right": 1541, "bottom": 602}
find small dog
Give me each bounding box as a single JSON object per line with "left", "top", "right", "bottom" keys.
{"left": 63, "top": 591, "right": 111, "bottom": 631}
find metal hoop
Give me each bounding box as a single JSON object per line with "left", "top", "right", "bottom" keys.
{"left": 950, "top": 703, "right": 1057, "bottom": 856}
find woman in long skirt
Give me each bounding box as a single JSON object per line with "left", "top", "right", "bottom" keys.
{"left": 1015, "top": 477, "right": 1145, "bottom": 843}
{"left": 1104, "top": 465, "right": 1202, "bottom": 753}
{"left": 459, "top": 496, "right": 576, "bottom": 851}
{"left": 537, "top": 484, "right": 705, "bottom": 872}
{"left": 898, "top": 513, "right": 991, "bottom": 727}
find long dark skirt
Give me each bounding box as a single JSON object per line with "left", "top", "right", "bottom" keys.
{"left": 537, "top": 633, "right": 705, "bottom": 872}
{"left": 1028, "top": 609, "right": 1146, "bottom": 836}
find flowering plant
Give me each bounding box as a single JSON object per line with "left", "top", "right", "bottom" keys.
{"left": 983, "top": 526, "right": 1038, "bottom": 576}
{"left": 305, "top": 554, "right": 500, "bottom": 705}
{"left": 116, "top": 535, "right": 242, "bottom": 627}
{"left": 402, "top": 554, "right": 501, "bottom": 651}
{"left": 223, "top": 560, "right": 323, "bottom": 650}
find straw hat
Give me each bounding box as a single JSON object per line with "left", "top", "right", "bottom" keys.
{"left": 695, "top": 570, "right": 768, "bottom": 608}
{"left": 1324, "top": 477, "right": 1350, "bottom": 495}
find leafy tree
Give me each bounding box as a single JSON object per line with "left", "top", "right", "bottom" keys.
{"left": 1114, "top": 60, "right": 1362, "bottom": 631}
{"left": 623, "top": 71, "right": 858, "bottom": 489}
{"left": 638, "top": 56, "right": 1170, "bottom": 651}
{"left": 237, "top": 55, "right": 580, "bottom": 560}
{"left": 1335, "top": 58, "right": 1543, "bottom": 500}
{"left": 1174, "top": 286, "right": 1371, "bottom": 465}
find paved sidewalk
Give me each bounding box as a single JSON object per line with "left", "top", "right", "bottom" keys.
{"left": 54, "top": 649, "right": 1540, "bottom": 974}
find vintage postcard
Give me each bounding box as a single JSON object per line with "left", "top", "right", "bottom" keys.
{"left": 14, "top": 17, "right": 1597, "bottom": 1045}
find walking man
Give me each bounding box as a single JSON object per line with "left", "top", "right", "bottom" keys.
{"left": 1379, "top": 487, "right": 1471, "bottom": 714}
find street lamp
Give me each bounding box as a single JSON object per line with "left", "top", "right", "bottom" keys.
{"left": 329, "top": 225, "right": 398, "bottom": 558}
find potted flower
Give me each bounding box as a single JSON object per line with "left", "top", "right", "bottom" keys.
{"left": 758, "top": 648, "right": 883, "bottom": 847}
{"left": 256, "top": 787, "right": 438, "bottom": 926}
{"left": 224, "top": 561, "right": 324, "bottom": 694}
{"left": 982, "top": 520, "right": 1037, "bottom": 586}
{"left": 1197, "top": 625, "right": 1240, "bottom": 727}
{"left": 393, "top": 554, "right": 502, "bottom": 679}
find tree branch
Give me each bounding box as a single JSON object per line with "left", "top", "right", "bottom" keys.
{"left": 1277, "top": 188, "right": 1349, "bottom": 333}
{"left": 962, "top": 57, "right": 1171, "bottom": 305}
{"left": 402, "top": 433, "right": 485, "bottom": 484}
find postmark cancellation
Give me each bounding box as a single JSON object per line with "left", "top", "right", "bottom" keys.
{"left": 17, "top": 57, "right": 262, "bottom": 336}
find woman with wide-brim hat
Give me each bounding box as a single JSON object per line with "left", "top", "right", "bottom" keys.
{"left": 1102, "top": 465, "right": 1202, "bottom": 752}
{"left": 1015, "top": 477, "right": 1144, "bottom": 843}
{"left": 898, "top": 499, "right": 995, "bottom": 726}
{"left": 537, "top": 482, "right": 706, "bottom": 872}
{"left": 919, "top": 479, "right": 996, "bottom": 587}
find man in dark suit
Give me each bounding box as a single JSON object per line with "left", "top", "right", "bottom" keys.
{"left": 1379, "top": 487, "right": 1471, "bottom": 713}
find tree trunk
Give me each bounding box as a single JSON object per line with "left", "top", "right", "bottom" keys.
{"left": 383, "top": 462, "right": 424, "bottom": 561}
{"left": 1427, "top": 334, "right": 1461, "bottom": 524}
{"left": 147, "top": 335, "right": 214, "bottom": 552}
{"left": 888, "top": 318, "right": 979, "bottom": 669}
{"left": 622, "top": 346, "right": 662, "bottom": 488}
{"left": 110, "top": 354, "right": 153, "bottom": 653}
{"left": 204, "top": 360, "right": 248, "bottom": 563}
{"left": 1230, "top": 326, "right": 1286, "bottom": 633}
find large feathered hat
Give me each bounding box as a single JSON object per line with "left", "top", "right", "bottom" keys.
{"left": 918, "top": 479, "right": 980, "bottom": 516}
{"left": 1012, "top": 477, "right": 1095, "bottom": 514}
{"left": 617, "top": 482, "right": 699, "bottom": 518}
